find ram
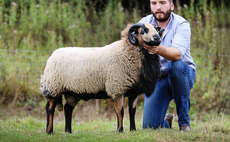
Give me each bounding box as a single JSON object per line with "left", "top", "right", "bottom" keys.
{"left": 40, "top": 23, "right": 164, "bottom": 134}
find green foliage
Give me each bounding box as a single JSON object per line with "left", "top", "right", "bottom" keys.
{"left": 0, "top": 49, "right": 48, "bottom": 106}
{"left": 0, "top": 0, "right": 139, "bottom": 49}
{"left": 187, "top": 1, "right": 229, "bottom": 114}
{"left": 0, "top": 0, "right": 229, "bottom": 115}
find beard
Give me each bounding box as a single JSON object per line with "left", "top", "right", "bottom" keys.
{"left": 153, "top": 9, "right": 171, "bottom": 22}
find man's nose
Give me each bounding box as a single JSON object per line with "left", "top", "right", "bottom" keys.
{"left": 156, "top": 3, "right": 162, "bottom": 10}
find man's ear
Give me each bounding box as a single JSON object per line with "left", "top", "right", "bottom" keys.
{"left": 171, "top": 2, "right": 174, "bottom": 11}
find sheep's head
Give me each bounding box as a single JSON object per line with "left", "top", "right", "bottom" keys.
{"left": 128, "top": 23, "right": 164, "bottom": 46}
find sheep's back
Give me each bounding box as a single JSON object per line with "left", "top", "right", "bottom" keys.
{"left": 42, "top": 47, "right": 109, "bottom": 96}
{"left": 41, "top": 40, "right": 144, "bottom": 99}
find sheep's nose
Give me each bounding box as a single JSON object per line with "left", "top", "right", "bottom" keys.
{"left": 153, "top": 35, "right": 160, "bottom": 41}
{"left": 145, "top": 34, "right": 161, "bottom": 46}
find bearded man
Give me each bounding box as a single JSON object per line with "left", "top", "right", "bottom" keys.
{"left": 139, "top": 0, "right": 196, "bottom": 132}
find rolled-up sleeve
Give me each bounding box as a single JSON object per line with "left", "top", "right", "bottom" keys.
{"left": 172, "top": 21, "right": 191, "bottom": 60}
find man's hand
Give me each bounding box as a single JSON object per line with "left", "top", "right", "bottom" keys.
{"left": 143, "top": 44, "right": 161, "bottom": 55}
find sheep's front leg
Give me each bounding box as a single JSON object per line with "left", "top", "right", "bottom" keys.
{"left": 114, "top": 95, "right": 124, "bottom": 132}
{"left": 128, "top": 95, "right": 138, "bottom": 131}
{"left": 46, "top": 97, "right": 57, "bottom": 134}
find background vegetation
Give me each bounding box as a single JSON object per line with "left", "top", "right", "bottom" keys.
{"left": 0, "top": 0, "right": 229, "bottom": 121}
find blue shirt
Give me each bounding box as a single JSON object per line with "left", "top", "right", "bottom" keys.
{"left": 139, "top": 12, "right": 196, "bottom": 74}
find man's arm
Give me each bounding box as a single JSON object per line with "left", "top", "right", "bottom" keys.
{"left": 143, "top": 21, "right": 191, "bottom": 61}
{"left": 143, "top": 44, "right": 181, "bottom": 61}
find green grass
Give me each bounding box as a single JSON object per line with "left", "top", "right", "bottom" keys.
{"left": 0, "top": 114, "right": 229, "bottom": 142}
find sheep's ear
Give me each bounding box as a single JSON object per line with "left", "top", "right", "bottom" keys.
{"left": 159, "top": 28, "right": 164, "bottom": 37}
{"left": 155, "top": 27, "right": 164, "bottom": 37}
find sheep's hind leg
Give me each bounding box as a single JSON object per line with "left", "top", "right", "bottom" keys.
{"left": 114, "top": 95, "right": 124, "bottom": 132}
{"left": 64, "top": 102, "right": 76, "bottom": 133}
{"left": 128, "top": 95, "right": 138, "bottom": 131}
{"left": 46, "top": 97, "right": 57, "bottom": 134}
{"left": 64, "top": 94, "right": 79, "bottom": 133}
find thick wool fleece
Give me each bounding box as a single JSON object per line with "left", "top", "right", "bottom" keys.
{"left": 40, "top": 24, "right": 158, "bottom": 100}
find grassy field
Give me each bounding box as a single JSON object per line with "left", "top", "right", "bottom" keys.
{"left": 0, "top": 112, "right": 229, "bottom": 142}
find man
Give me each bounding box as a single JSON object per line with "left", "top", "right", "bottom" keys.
{"left": 139, "top": 0, "right": 196, "bottom": 131}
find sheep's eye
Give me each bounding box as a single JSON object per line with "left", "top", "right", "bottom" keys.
{"left": 140, "top": 29, "right": 145, "bottom": 35}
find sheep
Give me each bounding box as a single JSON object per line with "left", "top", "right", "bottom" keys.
{"left": 40, "top": 23, "right": 164, "bottom": 134}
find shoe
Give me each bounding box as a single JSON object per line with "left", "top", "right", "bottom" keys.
{"left": 165, "top": 113, "right": 173, "bottom": 128}
{"left": 180, "top": 126, "right": 191, "bottom": 132}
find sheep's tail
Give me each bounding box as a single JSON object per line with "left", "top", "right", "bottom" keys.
{"left": 40, "top": 75, "right": 51, "bottom": 97}
{"left": 40, "top": 75, "right": 63, "bottom": 111}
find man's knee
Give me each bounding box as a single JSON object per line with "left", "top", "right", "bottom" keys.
{"left": 168, "top": 61, "right": 183, "bottom": 76}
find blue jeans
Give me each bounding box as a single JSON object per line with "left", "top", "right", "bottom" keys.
{"left": 142, "top": 61, "right": 196, "bottom": 129}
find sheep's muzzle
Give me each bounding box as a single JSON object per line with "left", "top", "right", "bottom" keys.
{"left": 144, "top": 34, "right": 161, "bottom": 46}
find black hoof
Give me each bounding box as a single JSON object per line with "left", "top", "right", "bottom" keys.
{"left": 47, "top": 131, "right": 54, "bottom": 135}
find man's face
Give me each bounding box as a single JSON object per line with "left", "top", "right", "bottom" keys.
{"left": 150, "top": 0, "right": 174, "bottom": 22}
